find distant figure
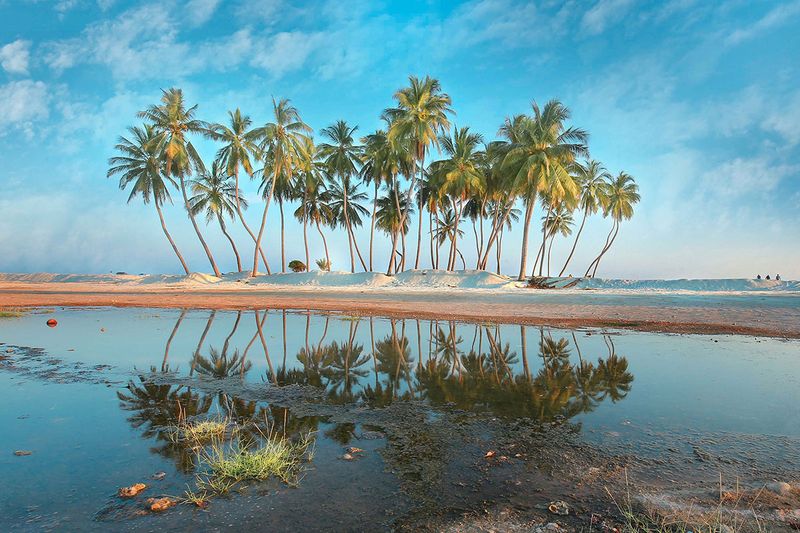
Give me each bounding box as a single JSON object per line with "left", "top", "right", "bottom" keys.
{"left": 776, "top": 274, "right": 781, "bottom": 281}
{"left": 756, "top": 274, "right": 762, "bottom": 280}
{"left": 766, "top": 275, "right": 771, "bottom": 280}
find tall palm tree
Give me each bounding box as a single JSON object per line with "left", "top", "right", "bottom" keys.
{"left": 383, "top": 75, "right": 453, "bottom": 274}
{"left": 586, "top": 172, "right": 640, "bottom": 277}
{"left": 499, "top": 101, "right": 588, "bottom": 280}
{"left": 376, "top": 184, "right": 414, "bottom": 272}
{"left": 256, "top": 151, "right": 297, "bottom": 273}
{"left": 293, "top": 138, "right": 322, "bottom": 269}
{"left": 318, "top": 120, "right": 366, "bottom": 272}
{"left": 429, "top": 126, "right": 485, "bottom": 271}
{"left": 559, "top": 160, "right": 610, "bottom": 276}
{"left": 296, "top": 175, "right": 334, "bottom": 270}
{"left": 207, "top": 108, "right": 269, "bottom": 273}
{"left": 188, "top": 159, "right": 247, "bottom": 272}
{"left": 107, "top": 125, "right": 190, "bottom": 274}
{"left": 327, "top": 176, "right": 369, "bottom": 269}
{"left": 251, "top": 98, "right": 312, "bottom": 276}
{"left": 138, "top": 88, "right": 220, "bottom": 276}
{"left": 361, "top": 128, "right": 402, "bottom": 271}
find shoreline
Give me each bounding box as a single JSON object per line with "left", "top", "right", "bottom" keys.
{"left": 2, "top": 280, "right": 799, "bottom": 338}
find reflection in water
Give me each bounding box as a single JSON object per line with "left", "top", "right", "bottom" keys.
{"left": 120, "top": 310, "right": 634, "bottom": 467}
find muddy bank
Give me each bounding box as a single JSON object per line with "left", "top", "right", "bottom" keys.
{"left": 2, "top": 282, "right": 799, "bottom": 338}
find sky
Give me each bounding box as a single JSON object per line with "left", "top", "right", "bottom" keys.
{"left": 1, "top": 0, "right": 799, "bottom": 280}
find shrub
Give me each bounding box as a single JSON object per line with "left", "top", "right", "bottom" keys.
{"left": 315, "top": 258, "right": 330, "bottom": 271}
{"left": 288, "top": 260, "right": 307, "bottom": 272}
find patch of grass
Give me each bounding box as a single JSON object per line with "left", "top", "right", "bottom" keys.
{"left": 0, "top": 309, "right": 25, "bottom": 318}
{"left": 199, "top": 431, "right": 314, "bottom": 486}
{"left": 171, "top": 420, "right": 228, "bottom": 445}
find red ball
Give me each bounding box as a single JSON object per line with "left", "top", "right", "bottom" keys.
{"left": 46, "top": 319, "right": 58, "bottom": 327}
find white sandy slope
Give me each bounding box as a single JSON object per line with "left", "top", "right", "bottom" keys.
{"left": 0, "top": 271, "right": 798, "bottom": 293}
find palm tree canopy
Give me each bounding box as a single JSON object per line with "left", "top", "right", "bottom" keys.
{"left": 576, "top": 159, "right": 611, "bottom": 215}
{"left": 604, "top": 172, "right": 640, "bottom": 222}
{"left": 107, "top": 124, "right": 175, "bottom": 205}
{"left": 383, "top": 75, "right": 453, "bottom": 162}
{"left": 542, "top": 203, "right": 575, "bottom": 238}
{"left": 137, "top": 87, "right": 207, "bottom": 177}
{"left": 376, "top": 185, "right": 415, "bottom": 235}
{"left": 499, "top": 100, "right": 588, "bottom": 206}
{"left": 318, "top": 120, "right": 363, "bottom": 185}
{"left": 429, "top": 126, "right": 486, "bottom": 200}
{"left": 252, "top": 97, "right": 312, "bottom": 184}
{"left": 208, "top": 108, "right": 260, "bottom": 178}
{"left": 326, "top": 177, "right": 370, "bottom": 229}
{"left": 188, "top": 159, "right": 247, "bottom": 223}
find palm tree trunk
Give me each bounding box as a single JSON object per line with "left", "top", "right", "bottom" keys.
{"left": 449, "top": 197, "right": 462, "bottom": 271}
{"left": 190, "top": 310, "right": 216, "bottom": 376}
{"left": 155, "top": 199, "right": 190, "bottom": 275}
{"left": 400, "top": 227, "right": 407, "bottom": 271}
{"left": 252, "top": 177, "right": 277, "bottom": 276}
{"left": 351, "top": 224, "right": 368, "bottom": 271}
{"left": 546, "top": 233, "right": 555, "bottom": 276}
{"left": 481, "top": 201, "right": 514, "bottom": 269}
{"left": 537, "top": 202, "right": 554, "bottom": 277}
{"left": 496, "top": 226, "right": 503, "bottom": 274}
{"left": 342, "top": 187, "right": 355, "bottom": 273}
{"left": 585, "top": 221, "right": 617, "bottom": 277}
{"left": 279, "top": 199, "right": 286, "bottom": 273}
{"left": 218, "top": 216, "right": 241, "bottom": 272}
{"left": 429, "top": 210, "right": 435, "bottom": 269}
{"left": 517, "top": 196, "right": 535, "bottom": 280}
{"left": 302, "top": 189, "right": 310, "bottom": 269}
{"left": 315, "top": 219, "right": 330, "bottom": 270}
{"left": 179, "top": 175, "right": 221, "bottom": 277}
{"left": 559, "top": 207, "right": 588, "bottom": 277}
{"left": 369, "top": 183, "right": 378, "bottom": 271}
{"left": 591, "top": 221, "right": 620, "bottom": 277}
{"left": 473, "top": 219, "right": 480, "bottom": 268}
{"left": 414, "top": 195, "right": 423, "bottom": 269}
{"left": 233, "top": 168, "right": 269, "bottom": 273}
{"left": 393, "top": 149, "right": 424, "bottom": 271}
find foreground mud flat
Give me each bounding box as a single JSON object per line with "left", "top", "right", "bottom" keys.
{"left": 1, "top": 307, "right": 799, "bottom": 531}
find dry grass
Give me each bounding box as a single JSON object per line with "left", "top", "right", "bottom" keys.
{"left": 0, "top": 309, "right": 26, "bottom": 318}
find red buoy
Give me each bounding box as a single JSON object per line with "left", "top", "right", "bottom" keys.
{"left": 46, "top": 319, "right": 58, "bottom": 328}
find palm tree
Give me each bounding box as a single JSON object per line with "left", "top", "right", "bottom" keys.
{"left": 432, "top": 207, "right": 466, "bottom": 270}
{"left": 296, "top": 175, "right": 334, "bottom": 270}
{"left": 559, "top": 160, "right": 610, "bottom": 277}
{"left": 499, "top": 101, "right": 588, "bottom": 280}
{"left": 586, "top": 172, "right": 640, "bottom": 277}
{"left": 361, "top": 128, "right": 402, "bottom": 271}
{"left": 256, "top": 151, "right": 297, "bottom": 273}
{"left": 207, "top": 108, "right": 270, "bottom": 273}
{"left": 384, "top": 75, "right": 453, "bottom": 274}
{"left": 318, "top": 120, "right": 366, "bottom": 272}
{"left": 138, "top": 88, "right": 221, "bottom": 276}
{"left": 327, "top": 176, "right": 370, "bottom": 269}
{"left": 293, "top": 138, "right": 322, "bottom": 269}
{"left": 188, "top": 159, "right": 247, "bottom": 272}
{"left": 250, "top": 98, "right": 312, "bottom": 277}
{"left": 376, "top": 184, "right": 414, "bottom": 272}
{"left": 107, "top": 125, "right": 190, "bottom": 274}
{"left": 428, "top": 126, "right": 485, "bottom": 271}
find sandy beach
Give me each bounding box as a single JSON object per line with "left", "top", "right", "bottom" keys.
{"left": 2, "top": 271, "right": 798, "bottom": 338}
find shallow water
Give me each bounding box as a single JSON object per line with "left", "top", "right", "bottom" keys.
{"left": 1, "top": 307, "right": 798, "bottom": 531}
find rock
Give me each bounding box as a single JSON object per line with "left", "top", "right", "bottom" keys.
{"left": 147, "top": 497, "right": 176, "bottom": 512}
{"left": 766, "top": 481, "right": 793, "bottom": 496}
{"left": 341, "top": 453, "right": 354, "bottom": 461}
{"left": 13, "top": 450, "right": 32, "bottom": 456}
{"left": 533, "top": 523, "right": 563, "bottom": 532}
{"left": 345, "top": 447, "right": 364, "bottom": 454}
{"left": 151, "top": 471, "right": 166, "bottom": 480}
{"left": 485, "top": 450, "right": 496, "bottom": 458}
{"left": 547, "top": 500, "right": 569, "bottom": 516}
{"left": 118, "top": 483, "right": 147, "bottom": 498}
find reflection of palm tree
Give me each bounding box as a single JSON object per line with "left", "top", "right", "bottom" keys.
{"left": 597, "top": 336, "right": 634, "bottom": 402}
{"left": 162, "top": 309, "right": 187, "bottom": 371}
{"left": 189, "top": 310, "right": 216, "bottom": 375}
{"left": 117, "top": 366, "right": 212, "bottom": 471}
{"left": 194, "top": 347, "right": 252, "bottom": 379}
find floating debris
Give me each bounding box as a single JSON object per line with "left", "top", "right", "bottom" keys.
{"left": 151, "top": 471, "right": 167, "bottom": 481}
{"left": 345, "top": 447, "right": 364, "bottom": 454}
{"left": 13, "top": 450, "right": 32, "bottom": 456}
{"left": 147, "top": 497, "right": 176, "bottom": 512}
{"left": 118, "top": 483, "right": 147, "bottom": 498}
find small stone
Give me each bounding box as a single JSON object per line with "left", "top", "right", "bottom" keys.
{"left": 485, "top": 450, "right": 496, "bottom": 458}
{"left": 152, "top": 471, "right": 166, "bottom": 480}
{"left": 118, "top": 483, "right": 147, "bottom": 498}
{"left": 547, "top": 500, "right": 569, "bottom": 516}
{"left": 345, "top": 447, "right": 364, "bottom": 454}
{"left": 147, "top": 497, "right": 176, "bottom": 512}
{"left": 766, "top": 481, "right": 793, "bottom": 496}
{"left": 13, "top": 450, "right": 32, "bottom": 456}
{"left": 341, "top": 453, "right": 354, "bottom": 461}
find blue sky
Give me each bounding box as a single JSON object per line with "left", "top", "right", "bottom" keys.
{"left": 1, "top": 0, "right": 798, "bottom": 279}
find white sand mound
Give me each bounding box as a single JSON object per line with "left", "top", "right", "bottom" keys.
{"left": 0, "top": 272, "right": 138, "bottom": 283}
{"left": 244, "top": 270, "right": 395, "bottom": 288}
{"left": 575, "top": 278, "right": 800, "bottom": 292}
{"left": 391, "top": 270, "right": 519, "bottom": 289}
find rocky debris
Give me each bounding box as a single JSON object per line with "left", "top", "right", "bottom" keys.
{"left": 547, "top": 500, "right": 570, "bottom": 516}
{"left": 151, "top": 471, "right": 167, "bottom": 481}
{"left": 118, "top": 483, "right": 147, "bottom": 498}
{"left": 533, "top": 523, "right": 564, "bottom": 532}
{"left": 345, "top": 447, "right": 364, "bottom": 454}
{"left": 147, "top": 497, "right": 176, "bottom": 512}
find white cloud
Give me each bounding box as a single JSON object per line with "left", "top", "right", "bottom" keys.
{"left": 725, "top": 0, "right": 800, "bottom": 46}
{"left": 186, "top": 0, "right": 221, "bottom": 27}
{"left": 0, "top": 39, "right": 31, "bottom": 74}
{"left": 702, "top": 157, "right": 798, "bottom": 198}
{"left": 0, "top": 80, "right": 49, "bottom": 134}
{"left": 250, "top": 31, "right": 321, "bottom": 76}
{"left": 581, "top": 0, "right": 634, "bottom": 35}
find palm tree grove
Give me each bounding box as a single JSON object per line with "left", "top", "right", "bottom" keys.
{"left": 109, "top": 78, "right": 639, "bottom": 281}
